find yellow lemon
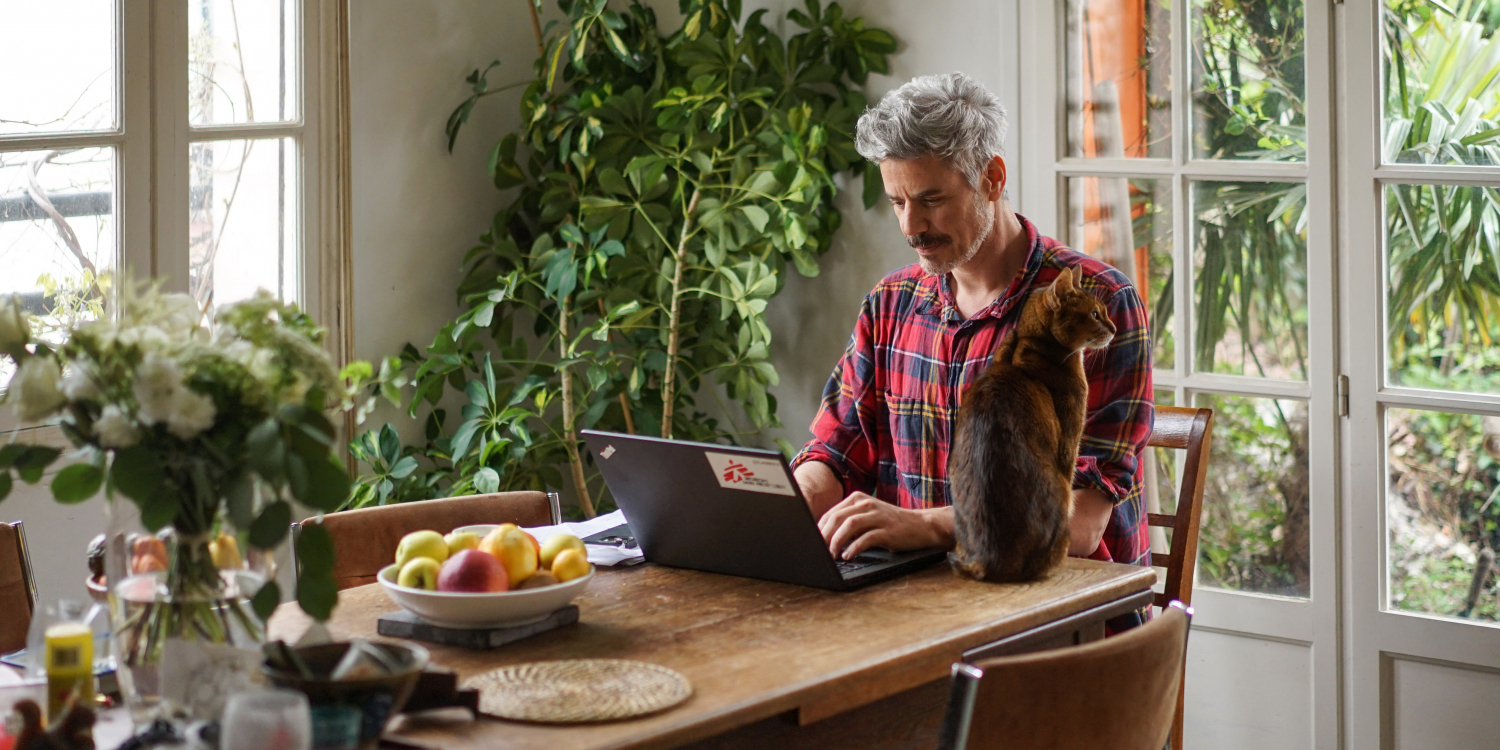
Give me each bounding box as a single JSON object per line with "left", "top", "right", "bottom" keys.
{"left": 551, "top": 547, "right": 590, "bottom": 582}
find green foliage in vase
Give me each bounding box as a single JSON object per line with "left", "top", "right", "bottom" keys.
{"left": 347, "top": 0, "right": 896, "bottom": 516}
{"left": 0, "top": 285, "right": 385, "bottom": 622}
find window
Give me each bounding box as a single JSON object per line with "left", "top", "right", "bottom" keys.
{"left": 1057, "top": 0, "right": 1313, "bottom": 599}
{"left": 0, "top": 1, "right": 347, "bottom": 414}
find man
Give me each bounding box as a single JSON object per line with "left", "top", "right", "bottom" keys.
{"left": 791, "top": 72, "right": 1154, "bottom": 612}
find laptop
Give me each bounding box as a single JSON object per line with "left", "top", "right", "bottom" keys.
{"left": 580, "top": 430, "right": 947, "bottom": 591}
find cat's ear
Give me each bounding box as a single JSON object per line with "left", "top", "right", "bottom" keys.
{"left": 1057, "top": 266, "right": 1078, "bottom": 291}
{"left": 1044, "top": 278, "right": 1063, "bottom": 311}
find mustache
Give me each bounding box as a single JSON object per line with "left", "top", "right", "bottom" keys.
{"left": 907, "top": 232, "right": 952, "bottom": 249}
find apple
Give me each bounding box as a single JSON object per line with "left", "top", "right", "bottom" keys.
{"left": 395, "top": 530, "right": 449, "bottom": 569}
{"left": 397, "top": 557, "right": 441, "bottom": 590}
{"left": 479, "top": 525, "right": 538, "bottom": 587}
{"left": 551, "top": 547, "right": 590, "bottom": 582}
{"left": 444, "top": 531, "right": 482, "bottom": 556}
{"left": 437, "top": 549, "right": 508, "bottom": 593}
{"left": 539, "top": 534, "right": 586, "bottom": 568}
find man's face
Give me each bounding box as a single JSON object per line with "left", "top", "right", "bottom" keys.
{"left": 879, "top": 156, "right": 998, "bottom": 276}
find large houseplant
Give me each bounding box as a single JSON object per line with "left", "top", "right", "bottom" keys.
{"left": 348, "top": 0, "right": 896, "bottom": 516}
{"left": 0, "top": 285, "right": 370, "bottom": 716}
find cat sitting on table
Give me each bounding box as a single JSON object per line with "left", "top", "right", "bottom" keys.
{"left": 947, "top": 266, "right": 1117, "bottom": 583}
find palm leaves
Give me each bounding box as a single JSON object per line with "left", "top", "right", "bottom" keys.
{"left": 1385, "top": 0, "right": 1500, "bottom": 384}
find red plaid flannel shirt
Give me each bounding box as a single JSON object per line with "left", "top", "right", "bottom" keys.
{"left": 792, "top": 216, "right": 1155, "bottom": 569}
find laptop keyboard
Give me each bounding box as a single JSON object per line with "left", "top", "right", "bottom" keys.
{"left": 836, "top": 554, "right": 887, "bottom": 575}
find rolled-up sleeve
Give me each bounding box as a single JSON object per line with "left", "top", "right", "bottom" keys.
{"left": 791, "top": 295, "right": 882, "bottom": 496}
{"left": 1074, "top": 284, "right": 1154, "bottom": 504}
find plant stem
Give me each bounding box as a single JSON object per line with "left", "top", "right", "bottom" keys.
{"left": 557, "top": 297, "right": 596, "bottom": 518}
{"left": 527, "top": 0, "right": 544, "bottom": 58}
{"left": 598, "top": 298, "right": 636, "bottom": 434}
{"left": 661, "top": 189, "right": 701, "bottom": 438}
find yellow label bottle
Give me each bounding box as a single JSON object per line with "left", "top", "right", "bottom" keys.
{"left": 45, "top": 621, "right": 94, "bottom": 720}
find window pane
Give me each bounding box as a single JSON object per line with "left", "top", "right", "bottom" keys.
{"left": 1067, "top": 176, "right": 1174, "bottom": 369}
{"left": 1191, "top": 0, "right": 1305, "bottom": 161}
{"left": 189, "top": 138, "right": 298, "bottom": 311}
{"left": 1194, "top": 392, "right": 1310, "bottom": 598}
{"left": 1065, "top": 0, "right": 1172, "bottom": 158}
{"left": 0, "top": 1, "right": 117, "bottom": 136}
{"left": 189, "top": 0, "right": 299, "bottom": 126}
{"left": 0, "top": 148, "right": 116, "bottom": 384}
{"left": 1383, "top": 2, "right": 1500, "bottom": 166}
{"left": 1192, "top": 180, "right": 1308, "bottom": 380}
{"left": 1388, "top": 407, "right": 1500, "bottom": 623}
{"left": 1385, "top": 183, "right": 1500, "bottom": 394}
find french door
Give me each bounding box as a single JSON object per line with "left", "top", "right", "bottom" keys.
{"left": 1343, "top": 2, "right": 1500, "bottom": 748}
{"left": 1021, "top": 0, "right": 1340, "bottom": 747}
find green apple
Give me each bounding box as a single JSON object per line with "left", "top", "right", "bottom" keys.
{"left": 395, "top": 530, "right": 449, "bottom": 569}
{"left": 539, "top": 534, "right": 586, "bottom": 568}
{"left": 444, "top": 530, "right": 483, "bottom": 556}
{"left": 397, "top": 556, "right": 441, "bottom": 590}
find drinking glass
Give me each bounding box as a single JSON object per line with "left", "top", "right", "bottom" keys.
{"left": 220, "top": 688, "right": 312, "bottom": 750}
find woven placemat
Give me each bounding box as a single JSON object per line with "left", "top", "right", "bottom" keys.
{"left": 465, "top": 659, "right": 693, "bottom": 723}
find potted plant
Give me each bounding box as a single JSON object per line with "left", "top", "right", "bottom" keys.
{"left": 0, "top": 284, "right": 376, "bottom": 720}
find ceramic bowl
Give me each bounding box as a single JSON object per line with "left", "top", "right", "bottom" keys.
{"left": 376, "top": 563, "right": 593, "bottom": 628}
{"left": 451, "top": 523, "right": 500, "bottom": 538}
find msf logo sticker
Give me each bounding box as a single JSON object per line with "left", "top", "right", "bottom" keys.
{"left": 722, "top": 461, "right": 754, "bottom": 484}
{"left": 703, "top": 452, "right": 795, "bottom": 496}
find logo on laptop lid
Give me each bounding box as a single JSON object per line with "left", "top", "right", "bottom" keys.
{"left": 704, "top": 452, "right": 795, "bottom": 496}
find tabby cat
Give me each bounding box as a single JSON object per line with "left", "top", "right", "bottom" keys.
{"left": 948, "top": 266, "right": 1117, "bottom": 582}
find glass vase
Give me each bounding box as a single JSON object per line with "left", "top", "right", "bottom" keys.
{"left": 104, "top": 498, "right": 274, "bottom": 724}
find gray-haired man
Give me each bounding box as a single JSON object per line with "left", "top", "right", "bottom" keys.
{"left": 791, "top": 73, "right": 1155, "bottom": 594}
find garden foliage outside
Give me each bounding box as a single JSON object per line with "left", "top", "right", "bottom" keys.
{"left": 346, "top": 0, "right": 895, "bottom": 517}
{"left": 1165, "top": 0, "right": 1500, "bottom": 616}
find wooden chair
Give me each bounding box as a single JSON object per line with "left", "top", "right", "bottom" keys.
{"left": 297, "top": 491, "right": 560, "bottom": 590}
{"left": 0, "top": 521, "right": 38, "bottom": 654}
{"left": 938, "top": 601, "right": 1192, "bottom": 750}
{"left": 1146, "top": 405, "right": 1214, "bottom": 750}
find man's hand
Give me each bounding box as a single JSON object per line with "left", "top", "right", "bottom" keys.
{"left": 817, "top": 493, "right": 955, "bottom": 559}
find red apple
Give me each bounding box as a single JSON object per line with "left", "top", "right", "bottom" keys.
{"left": 437, "top": 549, "right": 509, "bottom": 592}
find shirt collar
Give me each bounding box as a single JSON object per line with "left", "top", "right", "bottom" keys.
{"left": 915, "top": 214, "right": 1047, "bottom": 323}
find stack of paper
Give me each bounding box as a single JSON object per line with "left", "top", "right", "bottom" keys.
{"left": 524, "top": 509, "right": 643, "bottom": 567}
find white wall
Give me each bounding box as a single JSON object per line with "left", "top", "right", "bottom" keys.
{"left": 348, "top": 1, "right": 543, "bottom": 405}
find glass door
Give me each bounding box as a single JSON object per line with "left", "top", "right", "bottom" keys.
{"left": 1022, "top": 0, "right": 1339, "bottom": 746}
{"left": 1344, "top": 1, "right": 1500, "bottom": 746}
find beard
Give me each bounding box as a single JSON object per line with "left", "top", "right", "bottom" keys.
{"left": 910, "top": 190, "right": 995, "bottom": 276}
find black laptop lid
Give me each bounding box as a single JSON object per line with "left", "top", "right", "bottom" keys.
{"left": 581, "top": 430, "right": 846, "bottom": 589}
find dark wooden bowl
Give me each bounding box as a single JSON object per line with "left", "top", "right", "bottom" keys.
{"left": 262, "top": 641, "right": 429, "bottom": 749}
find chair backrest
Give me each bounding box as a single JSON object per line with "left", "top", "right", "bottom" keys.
{"left": 300, "top": 491, "right": 558, "bottom": 590}
{"left": 939, "top": 601, "right": 1192, "bottom": 750}
{"left": 1145, "top": 405, "right": 1213, "bottom": 750}
{"left": 0, "top": 521, "right": 37, "bottom": 654}
{"left": 1147, "top": 406, "right": 1214, "bottom": 610}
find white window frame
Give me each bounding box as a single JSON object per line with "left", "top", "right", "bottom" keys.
{"left": 0, "top": 0, "right": 352, "bottom": 436}
{"left": 1018, "top": 1, "right": 1341, "bottom": 747}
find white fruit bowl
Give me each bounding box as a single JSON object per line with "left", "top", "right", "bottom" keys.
{"left": 377, "top": 563, "right": 594, "bottom": 629}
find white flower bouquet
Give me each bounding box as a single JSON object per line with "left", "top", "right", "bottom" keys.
{"left": 0, "top": 285, "right": 375, "bottom": 709}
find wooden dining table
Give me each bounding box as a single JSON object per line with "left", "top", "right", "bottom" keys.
{"left": 268, "top": 557, "right": 1155, "bottom": 750}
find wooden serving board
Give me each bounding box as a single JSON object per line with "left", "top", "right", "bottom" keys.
{"left": 376, "top": 605, "right": 580, "bottom": 649}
